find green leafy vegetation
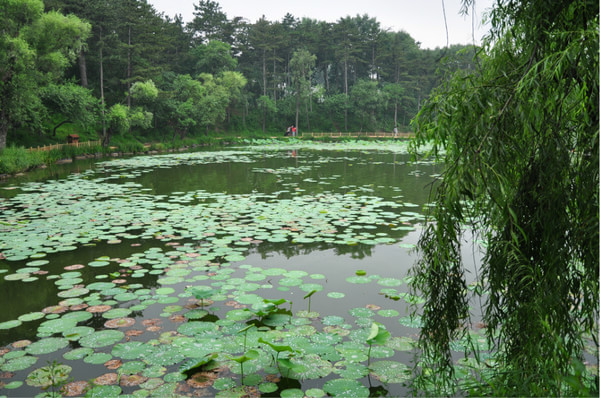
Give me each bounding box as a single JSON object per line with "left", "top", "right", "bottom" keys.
{"left": 2, "top": 0, "right": 477, "bottom": 153}
{"left": 410, "top": 0, "right": 599, "bottom": 396}
{"left": 0, "top": 144, "right": 445, "bottom": 397}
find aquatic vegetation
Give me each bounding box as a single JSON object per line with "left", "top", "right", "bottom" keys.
{"left": 0, "top": 142, "right": 577, "bottom": 397}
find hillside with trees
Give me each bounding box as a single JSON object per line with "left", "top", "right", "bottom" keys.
{"left": 2, "top": 0, "right": 477, "bottom": 149}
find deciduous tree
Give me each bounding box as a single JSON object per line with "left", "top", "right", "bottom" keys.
{"left": 410, "top": 0, "right": 598, "bottom": 395}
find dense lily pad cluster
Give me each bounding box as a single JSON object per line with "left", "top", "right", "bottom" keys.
{"left": 0, "top": 143, "right": 500, "bottom": 397}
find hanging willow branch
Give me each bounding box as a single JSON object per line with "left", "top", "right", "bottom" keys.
{"left": 410, "top": 0, "right": 598, "bottom": 395}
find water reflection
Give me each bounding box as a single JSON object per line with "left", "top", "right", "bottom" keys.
{"left": 0, "top": 146, "right": 438, "bottom": 397}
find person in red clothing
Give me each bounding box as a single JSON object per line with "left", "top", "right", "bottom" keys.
{"left": 292, "top": 125, "right": 296, "bottom": 136}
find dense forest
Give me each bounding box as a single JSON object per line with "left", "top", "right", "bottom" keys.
{"left": 1, "top": 0, "right": 477, "bottom": 149}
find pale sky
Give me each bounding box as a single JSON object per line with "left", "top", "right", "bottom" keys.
{"left": 148, "top": 0, "right": 495, "bottom": 49}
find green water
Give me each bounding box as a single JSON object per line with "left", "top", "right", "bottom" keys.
{"left": 0, "top": 142, "right": 448, "bottom": 397}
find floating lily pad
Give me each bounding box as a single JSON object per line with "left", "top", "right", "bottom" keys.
{"left": 84, "top": 384, "right": 122, "bottom": 397}
{"left": 398, "top": 315, "right": 423, "bottom": 328}
{"left": 120, "top": 361, "right": 146, "bottom": 374}
{"left": 63, "top": 347, "right": 94, "bottom": 360}
{"left": 346, "top": 276, "right": 371, "bottom": 284}
{"left": 37, "top": 318, "right": 78, "bottom": 336}
{"left": 377, "top": 309, "right": 400, "bottom": 318}
{"left": 84, "top": 352, "right": 113, "bottom": 364}
{"left": 323, "top": 378, "right": 369, "bottom": 397}
{"left": 62, "top": 311, "right": 93, "bottom": 322}
{"left": 102, "top": 308, "right": 132, "bottom": 319}
{"left": 26, "top": 337, "right": 69, "bottom": 355}
{"left": 369, "top": 360, "right": 411, "bottom": 383}
{"left": 3, "top": 381, "right": 23, "bottom": 389}
{"left": 1, "top": 355, "right": 38, "bottom": 372}
{"left": 63, "top": 326, "right": 95, "bottom": 341}
{"left": 305, "top": 388, "right": 326, "bottom": 398}
{"left": 88, "top": 260, "right": 110, "bottom": 268}
{"left": 0, "top": 320, "right": 22, "bottom": 330}
{"left": 334, "top": 361, "right": 369, "bottom": 379}
{"left": 184, "top": 309, "right": 209, "bottom": 319}
{"left": 26, "top": 364, "right": 72, "bottom": 388}
{"left": 377, "top": 278, "right": 402, "bottom": 287}
{"left": 79, "top": 330, "right": 125, "bottom": 348}
{"left": 112, "top": 341, "right": 151, "bottom": 360}
{"left": 281, "top": 388, "right": 305, "bottom": 398}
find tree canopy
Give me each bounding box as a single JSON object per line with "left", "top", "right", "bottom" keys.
{"left": 2, "top": 0, "right": 478, "bottom": 149}
{"left": 410, "top": 0, "right": 598, "bottom": 395}
{"left": 0, "top": 0, "right": 90, "bottom": 148}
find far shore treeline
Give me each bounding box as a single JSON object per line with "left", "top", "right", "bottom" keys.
{"left": 1, "top": 0, "right": 477, "bottom": 153}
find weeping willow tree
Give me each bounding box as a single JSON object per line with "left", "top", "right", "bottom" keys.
{"left": 410, "top": 0, "right": 598, "bottom": 395}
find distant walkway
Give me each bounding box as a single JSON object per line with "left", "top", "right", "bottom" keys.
{"left": 28, "top": 140, "right": 101, "bottom": 152}
{"left": 300, "top": 132, "right": 413, "bottom": 138}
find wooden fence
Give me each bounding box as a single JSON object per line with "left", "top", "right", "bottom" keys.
{"left": 28, "top": 140, "right": 102, "bottom": 152}
{"left": 300, "top": 132, "right": 413, "bottom": 138}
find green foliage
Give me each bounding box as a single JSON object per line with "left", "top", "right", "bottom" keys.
{"left": 25, "top": 360, "right": 71, "bottom": 396}
{"left": 130, "top": 80, "right": 158, "bottom": 105}
{"left": 106, "top": 104, "right": 130, "bottom": 135}
{"left": 0, "top": 0, "right": 90, "bottom": 149}
{"left": 410, "top": 0, "right": 599, "bottom": 395}
{"left": 128, "top": 108, "right": 153, "bottom": 130}
{"left": 7, "top": 0, "right": 478, "bottom": 147}
{"left": 179, "top": 353, "right": 218, "bottom": 378}
{"left": 40, "top": 82, "right": 99, "bottom": 134}
{"left": 350, "top": 79, "right": 385, "bottom": 131}
{"left": 366, "top": 322, "right": 390, "bottom": 367}
{"left": 192, "top": 40, "right": 237, "bottom": 75}
{"left": 0, "top": 146, "right": 46, "bottom": 174}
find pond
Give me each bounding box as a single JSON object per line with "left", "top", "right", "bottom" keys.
{"left": 0, "top": 140, "right": 475, "bottom": 397}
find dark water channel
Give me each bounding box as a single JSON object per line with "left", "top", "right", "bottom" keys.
{"left": 0, "top": 143, "right": 459, "bottom": 397}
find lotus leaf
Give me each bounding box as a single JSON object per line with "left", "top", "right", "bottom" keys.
{"left": 142, "top": 366, "right": 167, "bottom": 378}
{"left": 3, "top": 381, "right": 23, "bottom": 389}
{"left": 280, "top": 388, "right": 305, "bottom": 398}
{"left": 102, "top": 308, "right": 132, "bottom": 319}
{"left": 17, "top": 312, "right": 45, "bottom": 322}
{"left": 26, "top": 363, "right": 72, "bottom": 388}
{"left": 63, "top": 326, "right": 95, "bottom": 341}
{"left": 369, "top": 360, "right": 411, "bottom": 383}
{"left": 333, "top": 361, "right": 369, "bottom": 379}
{"left": 84, "top": 352, "right": 113, "bottom": 364}
{"left": 305, "top": 388, "right": 326, "bottom": 398}
{"left": 79, "top": 330, "right": 125, "bottom": 348}
{"left": 322, "top": 378, "right": 369, "bottom": 397}
{"left": 120, "top": 360, "right": 146, "bottom": 374}
{"left": 1, "top": 355, "right": 38, "bottom": 372}
{"left": 0, "top": 319, "right": 22, "bottom": 330}
{"left": 177, "top": 321, "right": 219, "bottom": 336}
{"left": 84, "top": 384, "right": 122, "bottom": 397}
{"left": 63, "top": 347, "right": 94, "bottom": 360}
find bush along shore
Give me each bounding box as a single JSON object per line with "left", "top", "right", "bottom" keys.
{"left": 0, "top": 133, "right": 407, "bottom": 178}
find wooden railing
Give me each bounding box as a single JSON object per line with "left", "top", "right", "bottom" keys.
{"left": 300, "top": 132, "right": 413, "bottom": 138}
{"left": 28, "top": 140, "right": 102, "bottom": 152}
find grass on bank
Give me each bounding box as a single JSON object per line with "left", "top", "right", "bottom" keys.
{"left": 1, "top": 129, "right": 406, "bottom": 175}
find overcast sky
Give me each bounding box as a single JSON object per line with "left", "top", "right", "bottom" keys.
{"left": 147, "top": 0, "right": 495, "bottom": 49}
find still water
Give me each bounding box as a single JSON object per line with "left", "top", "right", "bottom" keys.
{"left": 0, "top": 142, "right": 448, "bottom": 397}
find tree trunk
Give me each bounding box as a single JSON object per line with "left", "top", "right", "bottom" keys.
{"left": 0, "top": 117, "right": 7, "bottom": 151}
{"left": 99, "top": 30, "right": 107, "bottom": 146}
{"left": 79, "top": 49, "right": 88, "bottom": 88}
{"left": 344, "top": 58, "right": 348, "bottom": 132}
{"left": 53, "top": 120, "right": 72, "bottom": 136}
{"left": 305, "top": 101, "right": 310, "bottom": 131}
{"left": 127, "top": 25, "right": 132, "bottom": 108}
{"left": 295, "top": 92, "right": 299, "bottom": 133}
{"left": 262, "top": 49, "right": 267, "bottom": 132}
